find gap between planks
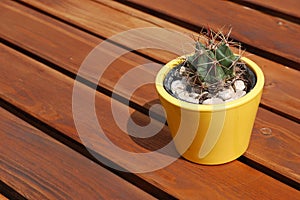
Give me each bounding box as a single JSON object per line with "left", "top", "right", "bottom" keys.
{"left": 0, "top": 98, "right": 173, "bottom": 200}
{"left": 0, "top": 42, "right": 300, "bottom": 198}
{"left": 0, "top": 0, "right": 300, "bottom": 191}
{"left": 0, "top": 44, "right": 300, "bottom": 198}
{"left": 228, "top": 0, "right": 300, "bottom": 24}
{"left": 0, "top": 180, "right": 26, "bottom": 200}
{"left": 3, "top": 0, "right": 299, "bottom": 121}
{"left": 114, "top": 0, "right": 300, "bottom": 68}
{"left": 1, "top": 39, "right": 298, "bottom": 190}
{"left": 15, "top": 0, "right": 300, "bottom": 68}
{"left": 0, "top": 0, "right": 300, "bottom": 186}
{"left": 0, "top": 106, "right": 158, "bottom": 199}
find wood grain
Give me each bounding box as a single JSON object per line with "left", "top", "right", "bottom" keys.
{"left": 0, "top": 194, "right": 8, "bottom": 200}
{"left": 123, "top": 0, "right": 300, "bottom": 64}
{"left": 97, "top": 0, "right": 300, "bottom": 120}
{"left": 250, "top": 108, "right": 300, "bottom": 183}
{"left": 1, "top": 43, "right": 300, "bottom": 198}
{"left": 0, "top": 111, "right": 155, "bottom": 199}
{"left": 1, "top": 0, "right": 300, "bottom": 182}
{"left": 240, "top": 0, "right": 300, "bottom": 19}
{"left": 19, "top": 0, "right": 300, "bottom": 64}
{"left": 1, "top": 0, "right": 299, "bottom": 120}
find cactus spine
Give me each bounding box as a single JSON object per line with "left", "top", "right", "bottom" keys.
{"left": 183, "top": 28, "right": 243, "bottom": 94}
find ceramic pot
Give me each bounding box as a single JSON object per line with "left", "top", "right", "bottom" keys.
{"left": 155, "top": 56, "right": 264, "bottom": 164}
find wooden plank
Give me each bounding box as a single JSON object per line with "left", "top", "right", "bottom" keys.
{"left": 6, "top": 0, "right": 179, "bottom": 64}
{"left": 19, "top": 0, "right": 300, "bottom": 64}
{"left": 98, "top": 0, "right": 300, "bottom": 121}
{"left": 0, "top": 194, "right": 8, "bottom": 200}
{"left": 121, "top": 0, "right": 300, "bottom": 64}
{"left": 0, "top": 1, "right": 300, "bottom": 119}
{"left": 3, "top": 0, "right": 299, "bottom": 120}
{"left": 240, "top": 0, "right": 300, "bottom": 19}
{"left": 95, "top": 0, "right": 300, "bottom": 122}
{"left": 249, "top": 108, "right": 300, "bottom": 183}
{"left": 1, "top": 0, "right": 300, "bottom": 182}
{"left": 0, "top": 112, "right": 155, "bottom": 199}
{"left": 1, "top": 44, "right": 299, "bottom": 199}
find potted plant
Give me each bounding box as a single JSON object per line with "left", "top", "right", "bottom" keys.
{"left": 155, "top": 28, "right": 264, "bottom": 165}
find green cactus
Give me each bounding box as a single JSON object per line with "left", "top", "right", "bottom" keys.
{"left": 184, "top": 28, "right": 241, "bottom": 92}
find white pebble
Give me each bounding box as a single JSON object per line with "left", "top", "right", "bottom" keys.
{"left": 174, "top": 88, "right": 184, "bottom": 96}
{"left": 189, "top": 92, "right": 200, "bottom": 99}
{"left": 235, "top": 90, "right": 246, "bottom": 99}
{"left": 234, "top": 80, "right": 246, "bottom": 91}
{"left": 179, "top": 66, "right": 186, "bottom": 75}
{"left": 218, "top": 87, "right": 234, "bottom": 100}
{"left": 175, "top": 90, "right": 200, "bottom": 104}
{"left": 202, "top": 97, "right": 224, "bottom": 105}
{"left": 171, "top": 80, "right": 185, "bottom": 93}
{"left": 186, "top": 97, "right": 199, "bottom": 104}
{"left": 225, "top": 90, "right": 246, "bottom": 102}
{"left": 177, "top": 91, "right": 189, "bottom": 100}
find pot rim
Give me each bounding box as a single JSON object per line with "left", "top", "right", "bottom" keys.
{"left": 155, "top": 56, "right": 265, "bottom": 112}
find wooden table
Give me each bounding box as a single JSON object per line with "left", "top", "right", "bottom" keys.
{"left": 1, "top": 0, "right": 300, "bottom": 199}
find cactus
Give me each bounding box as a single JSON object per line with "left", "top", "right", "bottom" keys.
{"left": 182, "top": 28, "right": 244, "bottom": 94}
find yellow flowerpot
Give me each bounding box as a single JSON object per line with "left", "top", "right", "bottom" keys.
{"left": 155, "top": 56, "right": 264, "bottom": 165}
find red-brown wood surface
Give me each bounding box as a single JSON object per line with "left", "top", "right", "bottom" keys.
{"left": 19, "top": 0, "right": 300, "bottom": 64}
{"left": 1, "top": 0, "right": 300, "bottom": 183}
{"left": 1, "top": 43, "right": 299, "bottom": 199}
{"left": 0, "top": 194, "right": 8, "bottom": 200}
{"left": 1, "top": 0, "right": 300, "bottom": 198}
{"left": 0, "top": 110, "right": 155, "bottom": 199}
{"left": 249, "top": 108, "right": 300, "bottom": 182}
{"left": 240, "top": 0, "right": 300, "bottom": 19}
{"left": 123, "top": 0, "right": 300, "bottom": 64}
{"left": 1, "top": 0, "right": 299, "bottom": 120}
{"left": 98, "top": 0, "right": 300, "bottom": 121}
